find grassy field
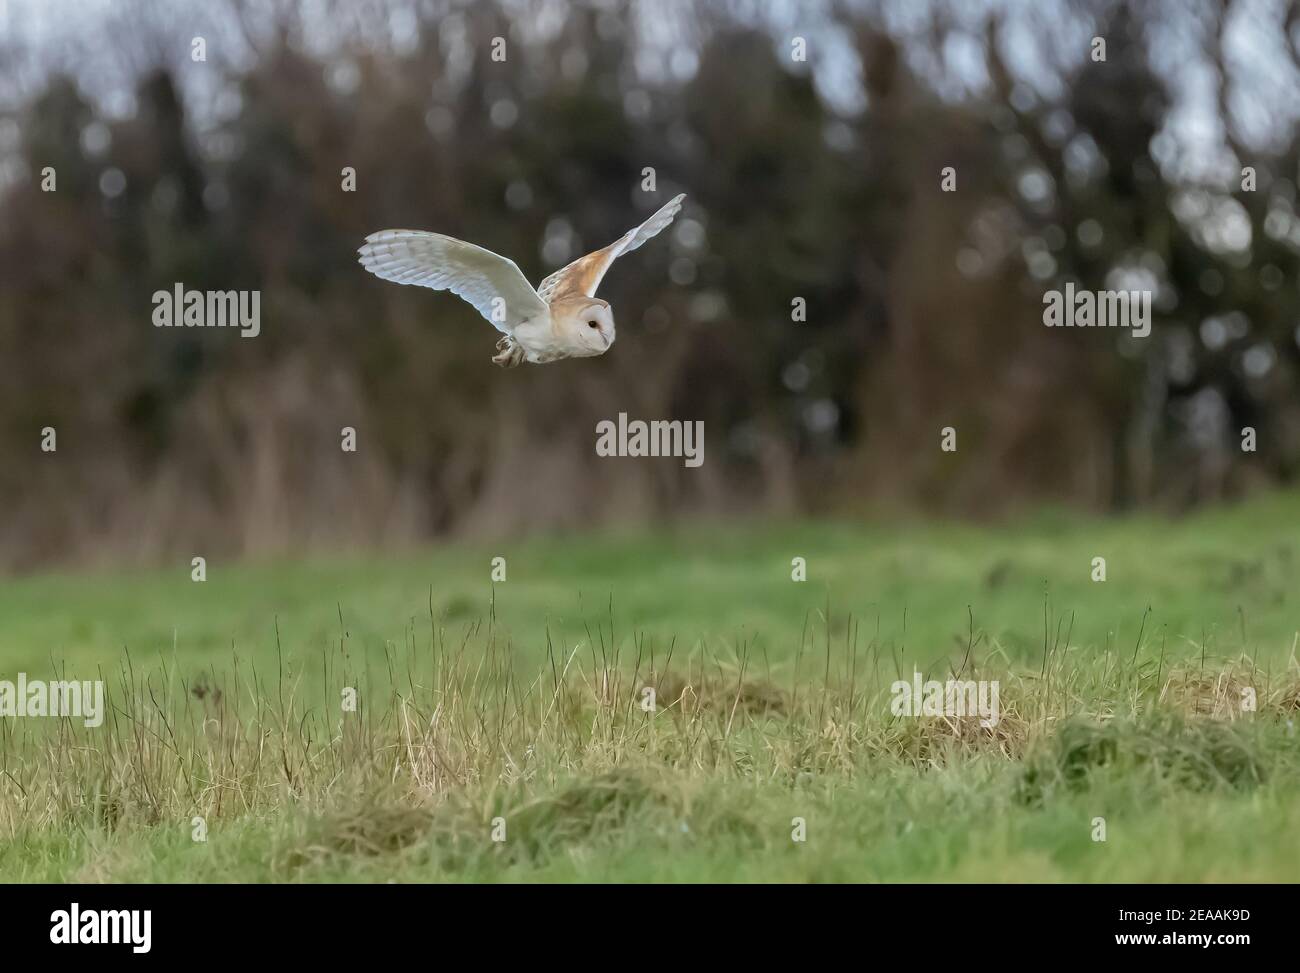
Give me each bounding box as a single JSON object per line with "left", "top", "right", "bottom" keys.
{"left": 0, "top": 492, "right": 1298, "bottom": 882}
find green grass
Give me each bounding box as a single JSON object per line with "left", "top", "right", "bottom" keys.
{"left": 1, "top": 492, "right": 1298, "bottom": 882}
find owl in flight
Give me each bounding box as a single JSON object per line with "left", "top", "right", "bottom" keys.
{"left": 358, "top": 194, "right": 685, "bottom": 367}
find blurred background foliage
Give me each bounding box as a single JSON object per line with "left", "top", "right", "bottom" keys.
{"left": 0, "top": 0, "right": 1298, "bottom": 571}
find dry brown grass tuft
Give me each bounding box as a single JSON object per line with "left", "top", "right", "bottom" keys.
{"left": 1159, "top": 656, "right": 1300, "bottom": 720}
{"left": 651, "top": 670, "right": 788, "bottom": 717}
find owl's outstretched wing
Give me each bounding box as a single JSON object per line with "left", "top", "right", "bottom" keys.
{"left": 358, "top": 230, "right": 547, "bottom": 334}
{"left": 538, "top": 193, "right": 685, "bottom": 304}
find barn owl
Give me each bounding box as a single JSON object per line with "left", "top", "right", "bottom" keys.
{"left": 358, "top": 193, "right": 686, "bottom": 366}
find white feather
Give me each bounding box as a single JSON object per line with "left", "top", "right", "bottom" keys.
{"left": 357, "top": 230, "right": 547, "bottom": 334}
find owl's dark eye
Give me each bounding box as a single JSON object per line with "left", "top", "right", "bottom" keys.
{"left": 587, "top": 320, "right": 600, "bottom": 329}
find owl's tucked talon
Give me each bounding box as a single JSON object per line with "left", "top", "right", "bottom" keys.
{"left": 492, "top": 337, "right": 523, "bottom": 367}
